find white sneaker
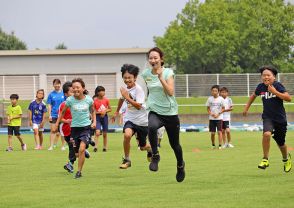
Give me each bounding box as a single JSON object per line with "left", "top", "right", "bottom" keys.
{"left": 228, "top": 143, "right": 234, "bottom": 148}
{"left": 61, "top": 146, "right": 66, "bottom": 151}
{"left": 48, "top": 146, "right": 53, "bottom": 151}
{"left": 21, "top": 144, "right": 27, "bottom": 151}
{"left": 222, "top": 144, "right": 227, "bottom": 149}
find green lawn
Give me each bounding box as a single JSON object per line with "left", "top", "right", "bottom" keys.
{"left": 0, "top": 131, "right": 294, "bottom": 208}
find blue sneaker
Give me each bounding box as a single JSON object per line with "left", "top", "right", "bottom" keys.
{"left": 64, "top": 162, "right": 74, "bottom": 173}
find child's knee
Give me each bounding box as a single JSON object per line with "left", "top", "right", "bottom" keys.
{"left": 263, "top": 131, "right": 271, "bottom": 138}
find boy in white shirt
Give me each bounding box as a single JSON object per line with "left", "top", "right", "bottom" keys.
{"left": 206, "top": 85, "right": 225, "bottom": 149}
{"left": 220, "top": 87, "right": 234, "bottom": 148}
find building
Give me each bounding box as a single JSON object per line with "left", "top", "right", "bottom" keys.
{"left": 0, "top": 48, "right": 149, "bottom": 99}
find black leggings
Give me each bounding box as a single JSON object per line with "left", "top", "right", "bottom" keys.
{"left": 148, "top": 111, "right": 183, "bottom": 166}
{"left": 64, "top": 135, "right": 76, "bottom": 163}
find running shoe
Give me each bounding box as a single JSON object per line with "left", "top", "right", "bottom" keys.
{"left": 149, "top": 153, "right": 160, "bottom": 171}
{"left": 74, "top": 171, "right": 82, "bottom": 179}
{"left": 6, "top": 147, "right": 13, "bottom": 152}
{"left": 119, "top": 158, "right": 131, "bottom": 169}
{"left": 176, "top": 161, "right": 185, "bottom": 183}
{"left": 284, "top": 153, "right": 292, "bottom": 173}
{"left": 21, "top": 144, "right": 27, "bottom": 151}
{"left": 64, "top": 162, "right": 74, "bottom": 173}
{"left": 258, "top": 158, "right": 269, "bottom": 169}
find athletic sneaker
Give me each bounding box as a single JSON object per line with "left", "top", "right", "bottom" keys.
{"left": 283, "top": 153, "right": 292, "bottom": 173}
{"left": 89, "top": 140, "right": 95, "bottom": 147}
{"left": 6, "top": 147, "right": 13, "bottom": 152}
{"left": 74, "top": 171, "right": 82, "bottom": 179}
{"left": 149, "top": 153, "right": 160, "bottom": 171}
{"left": 222, "top": 144, "right": 227, "bottom": 149}
{"left": 147, "top": 151, "right": 152, "bottom": 162}
{"left": 119, "top": 158, "right": 131, "bottom": 169}
{"left": 21, "top": 144, "right": 27, "bottom": 151}
{"left": 258, "top": 158, "right": 269, "bottom": 169}
{"left": 61, "top": 146, "right": 66, "bottom": 151}
{"left": 34, "top": 145, "right": 40, "bottom": 150}
{"left": 85, "top": 150, "right": 90, "bottom": 159}
{"left": 93, "top": 147, "right": 98, "bottom": 152}
{"left": 64, "top": 162, "right": 74, "bottom": 173}
{"left": 48, "top": 146, "right": 53, "bottom": 151}
{"left": 228, "top": 143, "right": 234, "bottom": 148}
{"left": 218, "top": 145, "right": 222, "bottom": 150}
{"left": 176, "top": 161, "right": 185, "bottom": 183}
{"left": 103, "top": 148, "right": 107, "bottom": 152}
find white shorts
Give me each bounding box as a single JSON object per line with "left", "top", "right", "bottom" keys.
{"left": 33, "top": 123, "right": 44, "bottom": 132}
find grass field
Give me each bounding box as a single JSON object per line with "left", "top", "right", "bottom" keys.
{"left": 0, "top": 131, "right": 294, "bottom": 208}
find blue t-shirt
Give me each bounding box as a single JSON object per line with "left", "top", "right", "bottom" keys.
{"left": 28, "top": 100, "right": 47, "bottom": 124}
{"left": 66, "top": 95, "right": 93, "bottom": 127}
{"left": 255, "top": 81, "right": 287, "bottom": 123}
{"left": 47, "top": 91, "right": 65, "bottom": 118}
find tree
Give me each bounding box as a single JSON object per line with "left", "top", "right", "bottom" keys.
{"left": 155, "top": 0, "right": 294, "bottom": 73}
{"left": 0, "top": 27, "right": 27, "bottom": 50}
{"left": 55, "top": 43, "right": 67, "bottom": 49}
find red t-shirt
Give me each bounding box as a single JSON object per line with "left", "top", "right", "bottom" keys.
{"left": 58, "top": 101, "right": 72, "bottom": 137}
{"left": 94, "top": 97, "right": 110, "bottom": 114}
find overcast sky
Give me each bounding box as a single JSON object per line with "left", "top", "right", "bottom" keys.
{"left": 0, "top": 0, "right": 191, "bottom": 49}
{"left": 0, "top": 0, "right": 293, "bottom": 50}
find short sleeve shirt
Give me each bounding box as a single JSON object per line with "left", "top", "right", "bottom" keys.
{"left": 7, "top": 105, "right": 22, "bottom": 126}
{"left": 65, "top": 95, "right": 93, "bottom": 127}
{"left": 94, "top": 97, "right": 110, "bottom": 114}
{"left": 47, "top": 91, "right": 65, "bottom": 118}
{"left": 206, "top": 96, "right": 225, "bottom": 120}
{"left": 141, "top": 67, "right": 178, "bottom": 115}
{"left": 255, "top": 81, "right": 287, "bottom": 123}
{"left": 28, "top": 100, "right": 47, "bottom": 124}
{"left": 58, "top": 101, "right": 72, "bottom": 136}
{"left": 123, "top": 83, "right": 148, "bottom": 126}
{"left": 222, "top": 97, "right": 233, "bottom": 121}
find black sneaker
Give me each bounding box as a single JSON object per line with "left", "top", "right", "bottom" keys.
{"left": 64, "top": 162, "right": 74, "bottom": 173}
{"left": 74, "top": 171, "right": 82, "bottom": 179}
{"left": 103, "top": 148, "right": 107, "bottom": 152}
{"left": 89, "top": 140, "right": 95, "bottom": 147}
{"left": 93, "top": 147, "right": 98, "bottom": 152}
{"left": 176, "top": 161, "right": 185, "bottom": 182}
{"left": 149, "top": 153, "right": 160, "bottom": 171}
{"left": 85, "top": 150, "right": 90, "bottom": 159}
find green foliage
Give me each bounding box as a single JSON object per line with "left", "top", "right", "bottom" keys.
{"left": 55, "top": 42, "right": 68, "bottom": 49}
{"left": 155, "top": 0, "right": 294, "bottom": 73}
{"left": 0, "top": 27, "right": 27, "bottom": 50}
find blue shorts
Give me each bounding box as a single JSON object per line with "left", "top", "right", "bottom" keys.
{"left": 96, "top": 114, "right": 108, "bottom": 132}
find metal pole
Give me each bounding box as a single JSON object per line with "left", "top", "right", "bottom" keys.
{"left": 186, "top": 74, "right": 189, "bottom": 98}
{"left": 247, "top": 73, "right": 250, "bottom": 97}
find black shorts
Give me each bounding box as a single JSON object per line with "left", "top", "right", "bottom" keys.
{"left": 209, "top": 120, "right": 223, "bottom": 132}
{"left": 49, "top": 117, "right": 58, "bottom": 124}
{"left": 8, "top": 126, "right": 21, "bottom": 136}
{"left": 222, "top": 121, "right": 230, "bottom": 130}
{"left": 263, "top": 119, "right": 287, "bottom": 146}
{"left": 123, "top": 121, "right": 148, "bottom": 147}
{"left": 71, "top": 126, "right": 91, "bottom": 153}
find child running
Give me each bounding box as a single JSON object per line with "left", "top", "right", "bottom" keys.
{"left": 243, "top": 65, "right": 292, "bottom": 172}
{"left": 54, "top": 78, "right": 96, "bottom": 179}
{"left": 206, "top": 85, "right": 225, "bottom": 149}
{"left": 112, "top": 64, "right": 152, "bottom": 169}
{"left": 28, "top": 89, "right": 47, "bottom": 150}
{"left": 93, "top": 86, "right": 112, "bottom": 152}
{"left": 220, "top": 87, "right": 234, "bottom": 148}
{"left": 6, "top": 94, "right": 27, "bottom": 151}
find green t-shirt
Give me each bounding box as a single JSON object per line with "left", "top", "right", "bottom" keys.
{"left": 6, "top": 105, "right": 22, "bottom": 126}
{"left": 141, "top": 67, "right": 178, "bottom": 115}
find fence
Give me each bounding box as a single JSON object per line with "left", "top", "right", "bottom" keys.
{"left": 175, "top": 73, "right": 294, "bottom": 97}
{"left": 1, "top": 73, "right": 294, "bottom": 100}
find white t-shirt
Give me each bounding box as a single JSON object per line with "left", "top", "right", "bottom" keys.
{"left": 222, "top": 97, "right": 233, "bottom": 121}
{"left": 123, "top": 83, "right": 148, "bottom": 126}
{"left": 205, "top": 96, "right": 225, "bottom": 120}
